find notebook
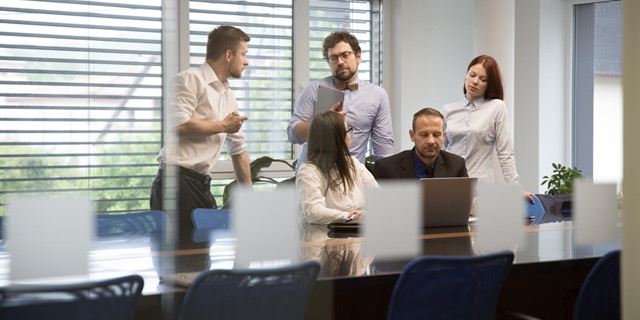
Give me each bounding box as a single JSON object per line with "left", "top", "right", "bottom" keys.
{"left": 419, "top": 177, "right": 477, "bottom": 228}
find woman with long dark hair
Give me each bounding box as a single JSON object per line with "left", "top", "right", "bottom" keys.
{"left": 442, "top": 55, "right": 535, "bottom": 202}
{"left": 296, "top": 111, "right": 379, "bottom": 224}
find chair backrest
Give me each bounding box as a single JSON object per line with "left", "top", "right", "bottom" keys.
{"left": 191, "top": 208, "right": 230, "bottom": 229}
{"left": 0, "top": 274, "right": 144, "bottom": 320}
{"left": 97, "top": 210, "right": 166, "bottom": 237}
{"left": 177, "top": 260, "right": 321, "bottom": 320}
{"left": 574, "top": 250, "right": 621, "bottom": 320}
{"left": 387, "top": 251, "right": 514, "bottom": 320}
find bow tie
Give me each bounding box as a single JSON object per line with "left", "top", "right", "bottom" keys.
{"left": 336, "top": 82, "right": 358, "bottom": 91}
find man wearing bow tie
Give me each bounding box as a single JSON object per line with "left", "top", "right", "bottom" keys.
{"left": 287, "top": 31, "right": 394, "bottom": 170}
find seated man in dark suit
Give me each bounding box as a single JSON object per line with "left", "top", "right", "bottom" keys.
{"left": 373, "top": 107, "right": 468, "bottom": 180}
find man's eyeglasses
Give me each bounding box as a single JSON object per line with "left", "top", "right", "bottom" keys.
{"left": 346, "top": 127, "right": 353, "bottom": 136}
{"left": 328, "top": 51, "right": 354, "bottom": 64}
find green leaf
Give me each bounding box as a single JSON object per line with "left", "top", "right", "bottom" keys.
{"left": 542, "top": 162, "right": 584, "bottom": 195}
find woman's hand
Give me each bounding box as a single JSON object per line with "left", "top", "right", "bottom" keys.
{"left": 524, "top": 191, "right": 537, "bottom": 204}
{"left": 346, "top": 209, "right": 364, "bottom": 222}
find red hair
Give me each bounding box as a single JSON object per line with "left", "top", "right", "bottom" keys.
{"left": 463, "top": 55, "right": 504, "bottom": 101}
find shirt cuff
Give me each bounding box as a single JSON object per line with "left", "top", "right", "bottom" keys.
{"left": 287, "top": 121, "right": 303, "bottom": 144}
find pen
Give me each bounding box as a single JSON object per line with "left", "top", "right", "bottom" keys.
{"left": 345, "top": 218, "right": 353, "bottom": 223}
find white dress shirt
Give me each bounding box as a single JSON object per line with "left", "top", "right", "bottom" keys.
{"left": 296, "top": 156, "right": 380, "bottom": 224}
{"left": 442, "top": 97, "right": 520, "bottom": 184}
{"left": 157, "top": 63, "right": 247, "bottom": 175}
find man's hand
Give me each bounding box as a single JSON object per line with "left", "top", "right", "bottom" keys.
{"left": 329, "top": 102, "right": 347, "bottom": 117}
{"left": 223, "top": 112, "right": 248, "bottom": 133}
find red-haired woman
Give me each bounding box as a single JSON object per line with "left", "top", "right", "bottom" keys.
{"left": 442, "top": 55, "right": 535, "bottom": 202}
{"left": 296, "top": 111, "right": 379, "bottom": 224}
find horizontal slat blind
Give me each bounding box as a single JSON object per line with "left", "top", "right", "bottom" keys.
{"left": 0, "top": 0, "right": 162, "bottom": 214}
{"left": 189, "top": 0, "right": 294, "bottom": 161}
{"left": 309, "top": 0, "right": 373, "bottom": 82}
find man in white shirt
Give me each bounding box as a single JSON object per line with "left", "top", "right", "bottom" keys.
{"left": 150, "top": 25, "right": 252, "bottom": 234}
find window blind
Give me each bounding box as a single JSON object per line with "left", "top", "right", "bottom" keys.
{"left": 309, "top": 0, "right": 379, "bottom": 84}
{"left": 0, "top": 0, "right": 163, "bottom": 214}
{"left": 188, "top": 0, "right": 294, "bottom": 161}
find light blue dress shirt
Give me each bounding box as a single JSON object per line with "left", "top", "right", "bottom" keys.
{"left": 287, "top": 76, "right": 394, "bottom": 170}
{"left": 442, "top": 97, "right": 520, "bottom": 184}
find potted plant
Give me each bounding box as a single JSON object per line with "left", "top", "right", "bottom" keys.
{"left": 541, "top": 163, "right": 584, "bottom": 195}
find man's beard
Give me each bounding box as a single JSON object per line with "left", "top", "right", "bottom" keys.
{"left": 417, "top": 147, "right": 438, "bottom": 161}
{"left": 334, "top": 66, "right": 358, "bottom": 82}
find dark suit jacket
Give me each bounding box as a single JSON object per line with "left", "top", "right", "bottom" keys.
{"left": 373, "top": 148, "right": 468, "bottom": 180}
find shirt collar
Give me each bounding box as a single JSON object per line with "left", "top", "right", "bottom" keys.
{"left": 464, "top": 96, "right": 486, "bottom": 108}
{"left": 201, "top": 62, "right": 230, "bottom": 92}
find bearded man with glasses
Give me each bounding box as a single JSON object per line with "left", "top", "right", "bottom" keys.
{"left": 287, "top": 31, "right": 394, "bottom": 171}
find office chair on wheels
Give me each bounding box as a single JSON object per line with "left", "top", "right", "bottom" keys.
{"left": 574, "top": 250, "right": 621, "bottom": 320}
{"left": 0, "top": 274, "right": 144, "bottom": 320}
{"left": 177, "top": 260, "right": 321, "bottom": 320}
{"left": 387, "top": 251, "right": 514, "bottom": 320}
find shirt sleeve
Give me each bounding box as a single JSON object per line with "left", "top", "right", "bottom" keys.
{"left": 172, "top": 72, "right": 198, "bottom": 126}
{"left": 441, "top": 105, "right": 451, "bottom": 150}
{"left": 287, "top": 84, "right": 318, "bottom": 145}
{"left": 494, "top": 102, "right": 520, "bottom": 185}
{"left": 224, "top": 91, "right": 248, "bottom": 156}
{"left": 370, "top": 89, "right": 395, "bottom": 160}
{"left": 296, "top": 163, "right": 350, "bottom": 224}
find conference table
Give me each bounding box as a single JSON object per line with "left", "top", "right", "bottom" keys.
{"left": 0, "top": 218, "right": 619, "bottom": 320}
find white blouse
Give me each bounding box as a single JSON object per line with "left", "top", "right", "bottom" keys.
{"left": 442, "top": 97, "right": 520, "bottom": 184}
{"left": 296, "top": 156, "right": 379, "bottom": 224}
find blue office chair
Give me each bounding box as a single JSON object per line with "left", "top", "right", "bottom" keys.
{"left": 387, "top": 251, "right": 514, "bottom": 320}
{"left": 97, "top": 210, "right": 166, "bottom": 237}
{"left": 0, "top": 274, "right": 144, "bottom": 320}
{"left": 191, "top": 208, "right": 230, "bottom": 229}
{"left": 190, "top": 208, "right": 232, "bottom": 243}
{"left": 574, "top": 250, "right": 620, "bottom": 320}
{"left": 177, "top": 260, "right": 321, "bottom": 320}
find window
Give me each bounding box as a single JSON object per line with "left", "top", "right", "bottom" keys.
{"left": 0, "top": 0, "right": 382, "bottom": 213}
{"left": 0, "top": 0, "right": 163, "bottom": 214}
{"left": 573, "top": 0, "right": 622, "bottom": 187}
{"left": 309, "top": 0, "right": 381, "bottom": 84}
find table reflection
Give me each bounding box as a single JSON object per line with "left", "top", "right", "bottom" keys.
{"left": 299, "top": 224, "right": 373, "bottom": 277}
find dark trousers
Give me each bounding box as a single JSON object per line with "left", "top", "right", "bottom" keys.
{"left": 149, "top": 165, "right": 216, "bottom": 273}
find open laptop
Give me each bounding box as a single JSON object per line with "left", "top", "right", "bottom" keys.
{"left": 419, "top": 177, "right": 477, "bottom": 228}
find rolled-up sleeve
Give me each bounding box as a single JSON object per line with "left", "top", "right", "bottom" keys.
{"left": 172, "top": 73, "right": 199, "bottom": 126}
{"left": 287, "top": 84, "right": 318, "bottom": 144}
{"left": 224, "top": 90, "right": 247, "bottom": 156}
{"left": 370, "top": 90, "right": 395, "bottom": 160}
{"left": 225, "top": 130, "right": 247, "bottom": 156}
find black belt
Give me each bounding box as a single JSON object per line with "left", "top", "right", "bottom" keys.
{"left": 160, "top": 164, "right": 211, "bottom": 185}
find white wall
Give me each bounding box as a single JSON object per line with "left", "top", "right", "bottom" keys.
{"left": 513, "top": 0, "right": 567, "bottom": 193}
{"left": 385, "top": 0, "right": 474, "bottom": 152}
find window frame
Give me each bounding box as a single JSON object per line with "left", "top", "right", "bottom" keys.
{"left": 569, "top": 0, "right": 622, "bottom": 182}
